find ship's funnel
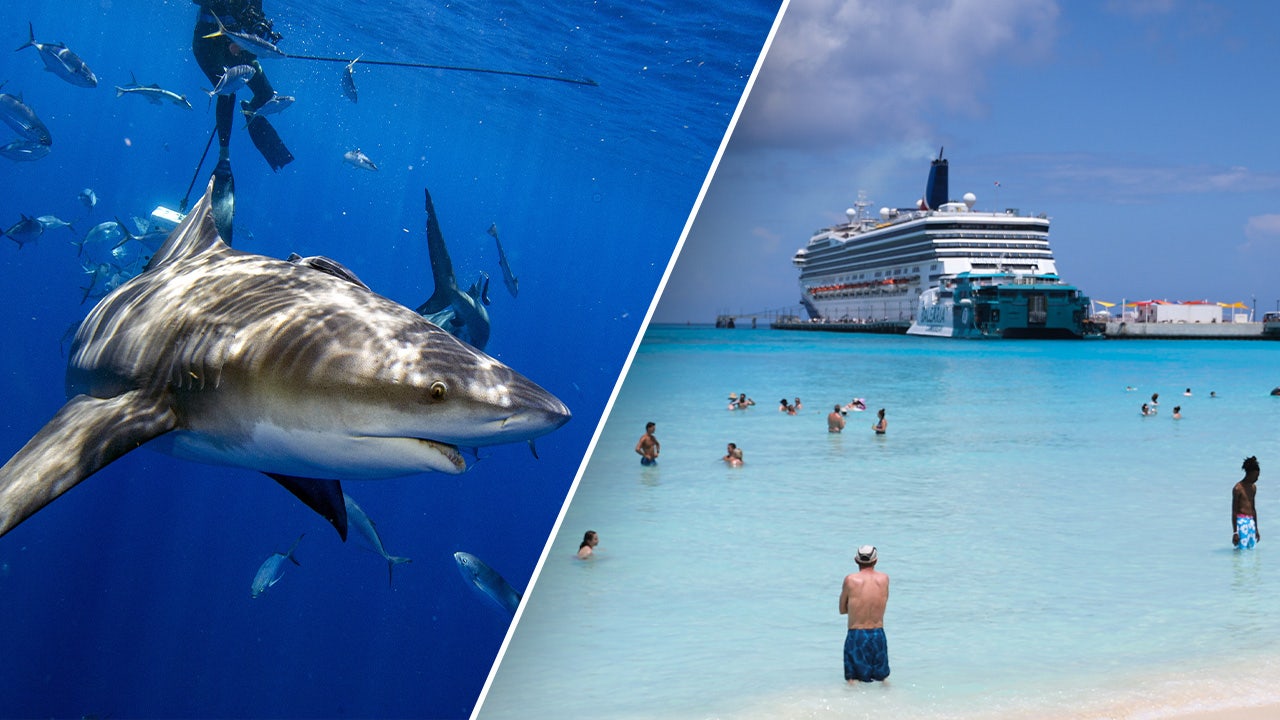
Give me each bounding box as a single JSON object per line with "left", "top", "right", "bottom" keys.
{"left": 924, "top": 148, "right": 948, "bottom": 210}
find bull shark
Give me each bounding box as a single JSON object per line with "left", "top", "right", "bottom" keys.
{"left": 416, "top": 189, "right": 492, "bottom": 350}
{"left": 0, "top": 178, "right": 570, "bottom": 541}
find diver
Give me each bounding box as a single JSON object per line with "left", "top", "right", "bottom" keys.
{"left": 192, "top": 0, "right": 294, "bottom": 241}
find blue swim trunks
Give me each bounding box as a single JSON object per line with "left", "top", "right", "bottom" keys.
{"left": 1236, "top": 515, "right": 1258, "bottom": 549}
{"left": 640, "top": 457, "right": 656, "bottom": 466}
{"left": 843, "top": 628, "right": 890, "bottom": 682}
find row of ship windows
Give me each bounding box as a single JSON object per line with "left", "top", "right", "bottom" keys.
{"left": 803, "top": 250, "right": 1051, "bottom": 276}
{"left": 821, "top": 222, "right": 1047, "bottom": 246}
{"left": 809, "top": 239, "right": 1049, "bottom": 258}
{"left": 819, "top": 264, "right": 937, "bottom": 284}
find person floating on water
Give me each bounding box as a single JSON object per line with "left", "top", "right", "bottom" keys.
{"left": 635, "top": 421, "right": 659, "bottom": 466}
{"left": 1233, "top": 456, "right": 1261, "bottom": 549}
{"left": 839, "top": 545, "right": 890, "bottom": 684}
{"left": 192, "top": 0, "right": 294, "bottom": 239}
{"left": 577, "top": 530, "right": 598, "bottom": 560}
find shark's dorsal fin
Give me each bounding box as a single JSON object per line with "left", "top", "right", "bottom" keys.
{"left": 144, "top": 177, "right": 227, "bottom": 272}
{"left": 416, "top": 187, "right": 457, "bottom": 315}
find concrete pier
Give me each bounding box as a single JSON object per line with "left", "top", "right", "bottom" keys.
{"left": 1101, "top": 321, "right": 1270, "bottom": 339}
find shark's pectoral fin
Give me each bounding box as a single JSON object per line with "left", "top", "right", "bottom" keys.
{"left": 265, "top": 473, "right": 349, "bottom": 541}
{"left": 0, "top": 391, "right": 177, "bottom": 537}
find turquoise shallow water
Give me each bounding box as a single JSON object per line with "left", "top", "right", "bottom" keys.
{"left": 480, "top": 326, "right": 1280, "bottom": 719}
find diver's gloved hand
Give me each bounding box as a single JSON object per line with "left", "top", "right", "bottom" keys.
{"left": 251, "top": 19, "right": 282, "bottom": 44}
{"left": 237, "top": 5, "right": 282, "bottom": 44}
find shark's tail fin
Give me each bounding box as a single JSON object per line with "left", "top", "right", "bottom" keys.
{"left": 14, "top": 22, "right": 35, "bottom": 53}
{"left": 387, "top": 555, "right": 412, "bottom": 587}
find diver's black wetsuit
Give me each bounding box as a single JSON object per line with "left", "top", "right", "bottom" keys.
{"left": 192, "top": 0, "right": 292, "bottom": 170}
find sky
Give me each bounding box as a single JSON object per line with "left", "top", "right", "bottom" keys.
{"left": 653, "top": 0, "right": 1280, "bottom": 323}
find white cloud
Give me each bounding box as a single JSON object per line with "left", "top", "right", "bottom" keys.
{"left": 750, "top": 225, "right": 783, "bottom": 253}
{"left": 1020, "top": 154, "right": 1280, "bottom": 200}
{"left": 1241, "top": 214, "right": 1280, "bottom": 251}
{"left": 733, "top": 0, "right": 1059, "bottom": 151}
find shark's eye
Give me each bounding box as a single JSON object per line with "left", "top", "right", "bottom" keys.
{"left": 429, "top": 382, "right": 447, "bottom": 402}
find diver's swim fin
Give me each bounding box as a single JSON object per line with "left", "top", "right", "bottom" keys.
{"left": 243, "top": 103, "right": 294, "bottom": 172}
{"left": 211, "top": 156, "right": 235, "bottom": 244}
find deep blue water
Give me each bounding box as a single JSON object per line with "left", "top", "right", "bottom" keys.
{"left": 0, "top": 2, "right": 780, "bottom": 717}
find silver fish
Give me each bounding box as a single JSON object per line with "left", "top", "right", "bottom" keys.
{"left": 36, "top": 215, "right": 75, "bottom": 234}
{"left": 0, "top": 139, "right": 50, "bottom": 162}
{"left": 115, "top": 72, "right": 192, "bottom": 110}
{"left": 0, "top": 87, "right": 52, "bottom": 145}
{"left": 341, "top": 55, "right": 360, "bottom": 103}
{"left": 453, "top": 551, "right": 522, "bottom": 616}
{"left": 343, "top": 493, "right": 411, "bottom": 585}
{"left": 206, "top": 65, "right": 256, "bottom": 97}
{"left": 487, "top": 223, "right": 519, "bottom": 298}
{"left": 74, "top": 219, "right": 134, "bottom": 262}
{"left": 250, "top": 534, "right": 304, "bottom": 598}
{"left": 78, "top": 188, "right": 97, "bottom": 211}
{"left": 2, "top": 215, "right": 43, "bottom": 248}
{"left": 242, "top": 93, "right": 294, "bottom": 122}
{"left": 343, "top": 148, "right": 378, "bottom": 171}
{"left": 202, "top": 12, "right": 285, "bottom": 59}
{"left": 14, "top": 22, "right": 97, "bottom": 88}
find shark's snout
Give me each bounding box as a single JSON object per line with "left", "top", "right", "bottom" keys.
{"left": 503, "top": 394, "right": 571, "bottom": 437}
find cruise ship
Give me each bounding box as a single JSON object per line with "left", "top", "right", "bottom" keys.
{"left": 790, "top": 150, "right": 1091, "bottom": 338}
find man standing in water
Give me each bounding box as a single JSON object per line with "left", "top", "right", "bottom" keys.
{"left": 828, "top": 404, "right": 846, "bottom": 433}
{"left": 839, "top": 545, "right": 890, "bottom": 683}
{"left": 1233, "top": 456, "right": 1261, "bottom": 549}
{"left": 635, "top": 421, "right": 660, "bottom": 466}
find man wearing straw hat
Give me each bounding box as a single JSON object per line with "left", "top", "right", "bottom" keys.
{"left": 839, "top": 545, "right": 890, "bottom": 683}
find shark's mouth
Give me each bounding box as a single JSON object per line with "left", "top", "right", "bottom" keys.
{"left": 412, "top": 437, "right": 467, "bottom": 473}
